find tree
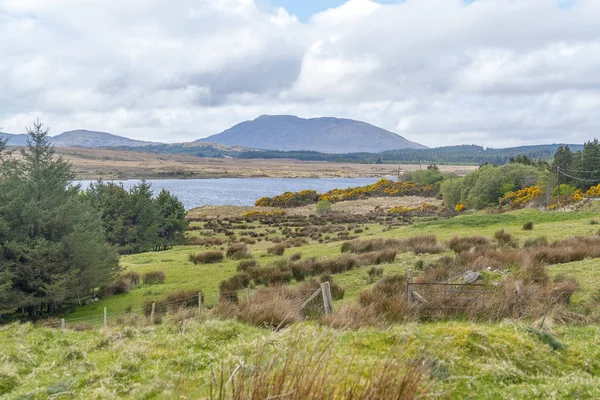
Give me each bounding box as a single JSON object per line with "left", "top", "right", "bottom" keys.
{"left": 441, "top": 163, "right": 541, "bottom": 210}
{"left": 155, "top": 189, "right": 187, "bottom": 251}
{"left": 86, "top": 181, "right": 187, "bottom": 254}
{"left": 0, "top": 121, "right": 119, "bottom": 316}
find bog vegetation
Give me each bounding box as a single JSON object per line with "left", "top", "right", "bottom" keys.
{"left": 2, "top": 124, "right": 600, "bottom": 398}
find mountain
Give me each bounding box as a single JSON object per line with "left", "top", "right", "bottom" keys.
{"left": 0, "top": 132, "right": 28, "bottom": 146}
{"left": 0, "top": 130, "right": 155, "bottom": 148}
{"left": 199, "top": 115, "right": 426, "bottom": 153}
{"left": 50, "top": 130, "right": 155, "bottom": 148}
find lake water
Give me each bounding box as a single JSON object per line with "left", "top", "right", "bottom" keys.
{"left": 75, "top": 178, "right": 380, "bottom": 210}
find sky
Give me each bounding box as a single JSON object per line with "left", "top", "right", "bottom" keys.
{"left": 1, "top": 0, "right": 599, "bottom": 148}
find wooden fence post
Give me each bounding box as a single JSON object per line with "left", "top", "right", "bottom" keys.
{"left": 103, "top": 307, "right": 107, "bottom": 327}
{"left": 514, "top": 283, "right": 521, "bottom": 317}
{"left": 198, "top": 292, "right": 203, "bottom": 316}
{"left": 150, "top": 302, "right": 156, "bottom": 324}
{"left": 61, "top": 318, "right": 65, "bottom": 332}
{"left": 321, "top": 282, "right": 333, "bottom": 315}
{"left": 407, "top": 269, "right": 414, "bottom": 303}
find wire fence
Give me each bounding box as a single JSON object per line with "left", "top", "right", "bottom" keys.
{"left": 58, "top": 284, "right": 334, "bottom": 331}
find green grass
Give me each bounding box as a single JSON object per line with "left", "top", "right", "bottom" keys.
{"left": 11, "top": 207, "right": 598, "bottom": 398}
{"left": 67, "top": 209, "right": 600, "bottom": 321}
{"left": 1, "top": 319, "right": 598, "bottom": 399}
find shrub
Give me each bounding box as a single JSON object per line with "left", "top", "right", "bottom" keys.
{"left": 187, "top": 237, "right": 225, "bottom": 246}
{"left": 121, "top": 271, "right": 140, "bottom": 286}
{"left": 316, "top": 200, "right": 333, "bottom": 215}
{"left": 226, "top": 243, "right": 251, "bottom": 260}
{"left": 407, "top": 235, "right": 445, "bottom": 254}
{"left": 367, "top": 267, "right": 384, "bottom": 283}
{"left": 289, "top": 252, "right": 302, "bottom": 261}
{"left": 236, "top": 287, "right": 302, "bottom": 329}
{"left": 237, "top": 259, "right": 259, "bottom": 272}
{"left": 522, "top": 221, "right": 534, "bottom": 231}
{"left": 494, "top": 229, "right": 517, "bottom": 247}
{"left": 267, "top": 243, "right": 286, "bottom": 256}
{"left": 142, "top": 270, "right": 166, "bottom": 285}
{"left": 524, "top": 237, "right": 548, "bottom": 248}
{"left": 448, "top": 235, "right": 492, "bottom": 253}
{"left": 414, "top": 260, "right": 425, "bottom": 270}
{"left": 189, "top": 250, "right": 224, "bottom": 264}
{"left": 100, "top": 279, "right": 131, "bottom": 297}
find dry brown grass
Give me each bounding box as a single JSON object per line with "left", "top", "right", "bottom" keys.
{"left": 189, "top": 250, "right": 225, "bottom": 264}
{"left": 448, "top": 235, "right": 493, "bottom": 253}
{"left": 209, "top": 339, "right": 428, "bottom": 400}
{"left": 226, "top": 243, "right": 251, "bottom": 260}
{"left": 215, "top": 287, "right": 302, "bottom": 329}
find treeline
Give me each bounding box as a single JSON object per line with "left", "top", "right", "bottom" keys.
{"left": 0, "top": 122, "right": 187, "bottom": 318}
{"left": 114, "top": 143, "right": 583, "bottom": 165}
{"left": 85, "top": 181, "right": 188, "bottom": 254}
{"left": 257, "top": 140, "right": 600, "bottom": 212}
{"left": 552, "top": 140, "right": 600, "bottom": 189}
{"left": 442, "top": 140, "right": 600, "bottom": 210}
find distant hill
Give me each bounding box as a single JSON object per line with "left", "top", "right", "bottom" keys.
{"left": 200, "top": 115, "right": 426, "bottom": 153}
{"left": 0, "top": 130, "right": 155, "bottom": 148}
{"left": 0, "top": 132, "right": 28, "bottom": 146}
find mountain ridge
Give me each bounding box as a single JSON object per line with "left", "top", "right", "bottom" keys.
{"left": 199, "top": 115, "right": 426, "bottom": 153}
{"left": 0, "top": 129, "right": 156, "bottom": 148}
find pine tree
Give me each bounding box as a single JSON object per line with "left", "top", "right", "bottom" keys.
{"left": 0, "top": 121, "right": 119, "bottom": 316}
{"left": 155, "top": 189, "right": 187, "bottom": 251}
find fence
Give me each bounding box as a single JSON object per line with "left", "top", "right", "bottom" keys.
{"left": 58, "top": 283, "right": 334, "bottom": 332}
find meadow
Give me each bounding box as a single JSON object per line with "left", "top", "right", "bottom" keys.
{"left": 3, "top": 200, "right": 600, "bottom": 399}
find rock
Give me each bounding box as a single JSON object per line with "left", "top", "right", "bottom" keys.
{"left": 464, "top": 271, "right": 481, "bottom": 284}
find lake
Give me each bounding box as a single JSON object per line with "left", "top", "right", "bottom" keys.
{"left": 76, "top": 178, "right": 381, "bottom": 210}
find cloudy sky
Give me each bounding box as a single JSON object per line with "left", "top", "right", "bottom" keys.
{"left": 1, "top": 0, "right": 599, "bottom": 147}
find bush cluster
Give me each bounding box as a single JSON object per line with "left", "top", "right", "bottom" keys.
{"left": 255, "top": 179, "right": 437, "bottom": 208}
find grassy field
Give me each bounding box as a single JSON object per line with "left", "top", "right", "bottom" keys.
{"left": 50, "top": 146, "right": 477, "bottom": 180}
{"left": 1, "top": 319, "right": 598, "bottom": 399}
{"left": 3, "top": 207, "right": 600, "bottom": 399}
{"left": 67, "top": 208, "right": 600, "bottom": 322}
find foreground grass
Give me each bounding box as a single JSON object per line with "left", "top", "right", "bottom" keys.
{"left": 1, "top": 318, "right": 599, "bottom": 399}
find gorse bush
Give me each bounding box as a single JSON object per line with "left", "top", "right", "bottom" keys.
{"left": 255, "top": 179, "right": 437, "bottom": 208}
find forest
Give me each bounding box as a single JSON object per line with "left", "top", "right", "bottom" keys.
{"left": 0, "top": 122, "right": 187, "bottom": 318}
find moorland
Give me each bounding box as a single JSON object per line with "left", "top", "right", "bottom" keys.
{"left": 1, "top": 127, "right": 600, "bottom": 399}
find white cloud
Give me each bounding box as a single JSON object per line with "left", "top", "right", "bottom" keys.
{"left": 1, "top": 0, "right": 600, "bottom": 147}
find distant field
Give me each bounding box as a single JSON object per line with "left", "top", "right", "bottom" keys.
{"left": 46, "top": 146, "right": 479, "bottom": 180}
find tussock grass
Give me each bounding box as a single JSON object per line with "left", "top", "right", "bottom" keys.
{"left": 189, "top": 250, "right": 225, "bottom": 264}
{"left": 210, "top": 340, "right": 428, "bottom": 400}
{"left": 226, "top": 243, "right": 251, "bottom": 260}
{"left": 141, "top": 270, "right": 166, "bottom": 285}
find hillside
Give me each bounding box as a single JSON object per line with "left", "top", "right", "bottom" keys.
{"left": 201, "top": 115, "right": 426, "bottom": 153}
{"left": 0, "top": 129, "right": 155, "bottom": 148}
